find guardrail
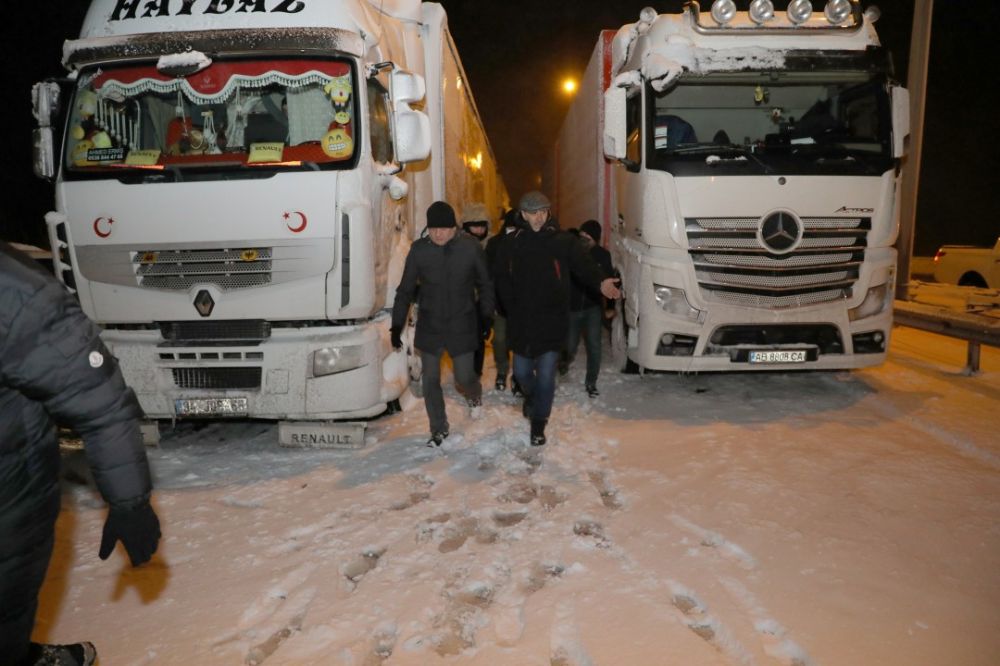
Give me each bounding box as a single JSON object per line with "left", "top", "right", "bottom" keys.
{"left": 893, "top": 299, "right": 1000, "bottom": 374}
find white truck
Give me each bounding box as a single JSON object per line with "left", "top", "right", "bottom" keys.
{"left": 31, "top": 0, "right": 507, "bottom": 444}
{"left": 933, "top": 238, "right": 1000, "bottom": 288}
{"left": 547, "top": 0, "right": 910, "bottom": 372}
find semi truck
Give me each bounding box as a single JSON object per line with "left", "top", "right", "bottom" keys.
{"left": 31, "top": 0, "right": 507, "bottom": 444}
{"left": 547, "top": 0, "right": 910, "bottom": 372}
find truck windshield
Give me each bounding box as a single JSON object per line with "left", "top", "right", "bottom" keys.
{"left": 64, "top": 58, "right": 358, "bottom": 176}
{"left": 649, "top": 71, "right": 892, "bottom": 176}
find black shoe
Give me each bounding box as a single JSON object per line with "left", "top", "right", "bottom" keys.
{"left": 427, "top": 430, "right": 449, "bottom": 447}
{"left": 25, "top": 642, "right": 97, "bottom": 666}
{"left": 467, "top": 397, "right": 483, "bottom": 419}
{"left": 586, "top": 384, "right": 599, "bottom": 398}
{"left": 495, "top": 375, "right": 507, "bottom": 391}
{"left": 511, "top": 380, "right": 524, "bottom": 398}
{"left": 530, "top": 419, "right": 547, "bottom": 446}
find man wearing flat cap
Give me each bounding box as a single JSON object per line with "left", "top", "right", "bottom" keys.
{"left": 495, "top": 191, "right": 620, "bottom": 446}
{"left": 391, "top": 201, "right": 494, "bottom": 447}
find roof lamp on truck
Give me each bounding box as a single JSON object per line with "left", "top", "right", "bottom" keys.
{"left": 549, "top": 0, "right": 910, "bottom": 372}
{"left": 31, "top": 0, "right": 508, "bottom": 445}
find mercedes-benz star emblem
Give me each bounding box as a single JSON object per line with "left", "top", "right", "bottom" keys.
{"left": 758, "top": 211, "right": 802, "bottom": 254}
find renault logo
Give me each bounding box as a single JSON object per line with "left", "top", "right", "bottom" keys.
{"left": 758, "top": 211, "right": 802, "bottom": 254}
{"left": 193, "top": 289, "right": 215, "bottom": 317}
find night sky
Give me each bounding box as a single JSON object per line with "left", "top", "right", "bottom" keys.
{"left": 3, "top": 2, "right": 998, "bottom": 256}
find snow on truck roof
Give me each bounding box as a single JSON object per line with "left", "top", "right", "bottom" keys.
{"left": 64, "top": 0, "right": 423, "bottom": 67}
{"left": 612, "top": 2, "right": 881, "bottom": 89}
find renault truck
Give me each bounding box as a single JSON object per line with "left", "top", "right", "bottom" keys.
{"left": 547, "top": 0, "right": 910, "bottom": 372}
{"left": 31, "top": 0, "right": 507, "bottom": 444}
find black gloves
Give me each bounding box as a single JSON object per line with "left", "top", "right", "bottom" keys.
{"left": 390, "top": 326, "right": 403, "bottom": 350}
{"left": 99, "top": 499, "right": 161, "bottom": 567}
{"left": 481, "top": 317, "right": 493, "bottom": 341}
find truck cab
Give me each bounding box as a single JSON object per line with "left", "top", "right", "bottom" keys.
{"left": 597, "top": 1, "right": 910, "bottom": 371}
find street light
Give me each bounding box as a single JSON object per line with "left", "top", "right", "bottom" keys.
{"left": 562, "top": 78, "right": 578, "bottom": 95}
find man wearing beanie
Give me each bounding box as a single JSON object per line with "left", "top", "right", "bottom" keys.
{"left": 495, "top": 192, "right": 620, "bottom": 446}
{"left": 565, "top": 219, "right": 616, "bottom": 397}
{"left": 391, "top": 201, "right": 494, "bottom": 447}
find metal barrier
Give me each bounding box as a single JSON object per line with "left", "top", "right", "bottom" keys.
{"left": 893, "top": 298, "right": 1000, "bottom": 374}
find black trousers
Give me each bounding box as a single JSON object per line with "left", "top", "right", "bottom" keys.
{"left": 0, "top": 444, "right": 61, "bottom": 666}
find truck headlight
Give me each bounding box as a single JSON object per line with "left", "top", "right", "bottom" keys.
{"left": 312, "top": 345, "right": 367, "bottom": 377}
{"left": 848, "top": 282, "right": 891, "bottom": 321}
{"left": 653, "top": 285, "right": 704, "bottom": 322}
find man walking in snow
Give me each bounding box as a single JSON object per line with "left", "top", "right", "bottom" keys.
{"left": 494, "top": 192, "right": 620, "bottom": 446}
{"left": 565, "top": 219, "right": 616, "bottom": 397}
{"left": 391, "top": 201, "right": 495, "bottom": 447}
{"left": 1, "top": 242, "right": 161, "bottom": 666}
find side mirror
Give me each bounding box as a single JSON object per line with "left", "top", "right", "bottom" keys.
{"left": 32, "top": 81, "right": 62, "bottom": 127}
{"left": 33, "top": 127, "right": 56, "bottom": 181}
{"left": 891, "top": 85, "right": 910, "bottom": 159}
{"left": 390, "top": 69, "right": 431, "bottom": 163}
{"left": 603, "top": 85, "right": 627, "bottom": 161}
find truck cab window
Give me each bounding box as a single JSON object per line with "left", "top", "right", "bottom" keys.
{"left": 367, "top": 77, "right": 395, "bottom": 165}
{"left": 64, "top": 58, "right": 359, "bottom": 177}
{"left": 625, "top": 88, "right": 642, "bottom": 170}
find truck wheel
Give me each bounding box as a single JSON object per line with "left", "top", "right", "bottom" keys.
{"left": 959, "top": 272, "right": 988, "bottom": 288}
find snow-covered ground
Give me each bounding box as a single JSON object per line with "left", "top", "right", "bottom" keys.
{"left": 36, "top": 316, "right": 1000, "bottom": 665}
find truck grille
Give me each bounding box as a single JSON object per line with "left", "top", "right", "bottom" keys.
{"left": 160, "top": 320, "right": 271, "bottom": 343}
{"left": 686, "top": 216, "right": 869, "bottom": 308}
{"left": 172, "top": 367, "right": 262, "bottom": 390}
{"left": 133, "top": 248, "right": 272, "bottom": 291}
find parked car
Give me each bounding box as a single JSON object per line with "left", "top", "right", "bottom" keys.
{"left": 933, "top": 237, "right": 1000, "bottom": 288}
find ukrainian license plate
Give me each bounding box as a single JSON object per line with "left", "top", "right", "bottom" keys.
{"left": 748, "top": 350, "right": 808, "bottom": 364}
{"left": 175, "top": 397, "right": 248, "bottom": 417}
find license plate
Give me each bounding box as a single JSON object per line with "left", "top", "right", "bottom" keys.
{"left": 748, "top": 350, "right": 808, "bottom": 364}
{"left": 175, "top": 397, "right": 249, "bottom": 417}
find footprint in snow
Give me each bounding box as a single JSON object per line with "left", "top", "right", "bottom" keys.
{"left": 572, "top": 518, "right": 610, "bottom": 547}
{"left": 587, "top": 470, "right": 623, "bottom": 510}
{"left": 389, "top": 491, "right": 430, "bottom": 511}
{"left": 342, "top": 547, "right": 387, "bottom": 589}
{"left": 498, "top": 481, "right": 536, "bottom": 504}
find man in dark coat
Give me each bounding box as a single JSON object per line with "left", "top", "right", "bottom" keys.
{"left": 484, "top": 208, "right": 522, "bottom": 393}
{"left": 460, "top": 202, "right": 491, "bottom": 378}
{"left": 566, "top": 219, "right": 616, "bottom": 397}
{"left": 494, "top": 192, "right": 620, "bottom": 446}
{"left": 391, "top": 201, "right": 495, "bottom": 447}
{"left": 0, "top": 242, "right": 160, "bottom": 666}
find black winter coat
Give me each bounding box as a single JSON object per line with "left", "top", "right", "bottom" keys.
{"left": 570, "top": 243, "right": 615, "bottom": 312}
{"left": 494, "top": 219, "right": 606, "bottom": 357}
{"left": 392, "top": 232, "right": 494, "bottom": 356}
{"left": 0, "top": 242, "right": 153, "bottom": 515}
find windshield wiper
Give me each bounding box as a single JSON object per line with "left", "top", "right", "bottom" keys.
{"left": 668, "top": 143, "right": 773, "bottom": 173}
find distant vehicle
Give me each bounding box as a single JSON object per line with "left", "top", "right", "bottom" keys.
{"left": 933, "top": 238, "right": 1000, "bottom": 288}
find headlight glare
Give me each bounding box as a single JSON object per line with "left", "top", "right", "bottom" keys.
{"left": 653, "top": 285, "right": 704, "bottom": 322}
{"left": 848, "top": 283, "right": 890, "bottom": 321}
{"left": 710, "top": 0, "right": 737, "bottom": 25}
{"left": 749, "top": 0, "right": 775, "bottom": 24}
{"left": 787, "top": 0, "right": 814, "bottom": 25}
{"left": 312, "top": 345, "right": 367, "bottom": 377}
{"left": 824, "top": 0, "right": 853, "bottom": 25}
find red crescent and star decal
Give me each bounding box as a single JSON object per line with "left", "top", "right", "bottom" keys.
{"left": 93, "top": 217, "right": 114, "bottom": 238}
{"left": 284, "top": 211, "right": 308, "bottom": 233}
